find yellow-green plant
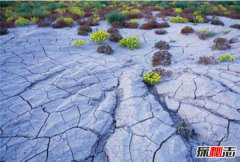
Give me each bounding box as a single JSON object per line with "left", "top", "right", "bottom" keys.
{"left": 31, "top": 17, "right": 39, "bottom": 24}
{"left": 130, "top": 8, "right": 141, "bottom": 15}
{"left": 143, "top": 72, "right": 161, "bottom": 85}
{"left": 122, "top": 9, "right": 141, "bottom": 16}
{"left": 6, "top": 16, "right": 15, "bottom": 23}
{"left": 68, "top": 7, "right": 84, "bottom": 16}
{"left": 170, "top": 16, "right": 188, "bottom": 23}
{"left": 5, "top": 8, "right": 15, "bottom": 18}
{"left": 218, "top": 54, "right": 236, "bottom": 62}
{"left": 72, "top": 39, "right": 86, "bottom": 47}
{"left": 15, "top": 17, "right": 30, "bottom": 26}
{"left": 119, "top": 36, "right": 140, "bottom": 50}
{"left": 90, "top": 30, "right": 109, "bottom": 43}
{"left": 129, "top": 19, "right": 138, "bottom": 24}
{"left": 55, "top": 8, "right": 66, "bottom": 14}
{"left": 92, "top": 14, "right": 100, "bottom": 24}
{"left": 175, "top": 8, "right": 183, "bottom": 14}
{"left": 56, "top": 17, "right": 74, "bottom": 26}
{"left": 63, "top": 17, "right": 74, "bottom": 25}
{"left": 196, "top": 29, "right": 217, "bottom": 40}
{"left": 194, "top": 15, "right": 204, "bottom": 23}
{"left": 193, "top": 11, "right": 201, "bottom": 16}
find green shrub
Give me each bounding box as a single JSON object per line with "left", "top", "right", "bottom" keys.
{"left": 143, "top": 72, "right": 161, "bottom": 85}
{"left": 121, "top": 8, "right": 141, "bottom": 18}
{"left": 16, "top": 3, "right": 32, "bottom": 17}
{"left": 196, "top": 29, "right": 217, "bottom": 40}
{"left": 106, "top": 11, "right": 126, "bottom": 24}
{"left": 218, "top": 54, "right": 236, "bottom": 62}
{"left": 174, "top": 1, "right": 191, "bottom": 9}
{"left": 175, "top": 8, "right": 183, "bottom": 14}
{"left": 60, "top": 17, "right": 74, "bottom": 25}
{"left": 4, "top": 8, "right": 17, "bottom": 19}
{"left": 52, "top": 17, "right": 74, "bottom": 28}
{"left": 68, "top": 7, "right": 84, "bottom": 16}
{"left": 129, "top": 19, "right": 138, "bottom": 24}
{"left": 32, "top": 7, "right": 50, "bottom": 18}
{"left": 46, "top": 2, "right": 65, "bottom": 10}
{"left": 119, "top": 36, "right": 140, "bottom": 50}
{"left": 194, "top": 15, "right": 204, "bottom": 23}
{"left": 170, "top": 16, "right": 188, "bottom": 23}
{"left": 15, "top": 17, "right": 30, "bottom": 26}
{"left": 72, "top": 39, "right": 86, "bottom": 47}
{"left": 31, "top": 17, "right": 39, "bottom": 24}
{"left": 90, "top": 30, "right": 109, "bottom": 43}
{"left": 0, "top": 1, "right": 15, "bottom": 7}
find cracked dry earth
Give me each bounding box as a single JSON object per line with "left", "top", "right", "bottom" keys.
{"left": 0, "top": 16, "right": 240, "bottom": 162}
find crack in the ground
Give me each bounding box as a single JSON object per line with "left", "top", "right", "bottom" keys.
{"left": 79, "top": 85, "right": 120, "bottom": 162}
{"left": 0, "top": 68, "right": 66, "bottom": 102}
{"left": 148, "top": 86, "right": 199, "bottom": 162}
{"left": 152, "top": 133, "right": 176, "bottom": 162}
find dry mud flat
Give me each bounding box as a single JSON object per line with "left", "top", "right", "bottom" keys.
{"left": 0, "top": 16, "right": 240, "bottom": 162}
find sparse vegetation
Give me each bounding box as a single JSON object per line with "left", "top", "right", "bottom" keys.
{"left": 106, "top": 11, "right": 126, "bottom": 25}
{"left": 1, "top": 1, "right": 239, "bottom": 29}
{"left": 122, "top": 8, "right": 142, "bottom": 18}
{"left": 212, "top": 37, "right": 231, "bottom": 50}
{"left": 196, "top": 29, "right": 217, "bottom": 40}
{"left": 181, "top": 26, "right": 194, "bottom": 34}
{"left": 78, "top": 25, "right": 92, "bottom": 35}
{"left": 119, "top": 36, "right": 140, "bottom": 50}
{"left": 72, "top": 39, "right": 86, "bottom": 47}
{"left": 143, "top": 71, "right": 161, "bottom": 85}
{"left": 152, "top": 51, "right": 172, "bottom": 66}
{"left": 68, "top": 7, "right": 84, "bottom": 17}
{"left": 175, "top": 8, "right": 183, "bottom": 14}
{"left": 15, "top": 17, "right": 30, "bottom": 26}
{"left": 90, "top": 30, "right": 109, "bottom": 43}
{"left": 218, "top": 53, "right": 236, "bottom": 62}
{"left": 170, "top": 16, "right": 188, "bottom": 23}
{"left": 52, "top": 17, "right": 74, "bottom": 28}
{"left": 198, "top": 56, "right": 217, "bottom": 65}
{"left": 153, "top": 68, "right": 173, "bottom": 77}
{"left": 194, "top": 15, "right": 204, "bottom": 23}
{"left": 176, "top": 120, "right": 195, "bottom": 140}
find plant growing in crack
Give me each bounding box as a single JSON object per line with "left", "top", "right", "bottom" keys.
{"left": 143, "top": 71, "right": 161, "bottom": 85}
{"left": 176, "top": 120, "right": 195, "bottom": 140}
